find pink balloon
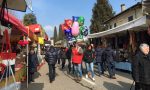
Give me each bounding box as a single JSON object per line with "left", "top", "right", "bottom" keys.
{"left": 72, "top": 22, "right": 79, "bottom": 36}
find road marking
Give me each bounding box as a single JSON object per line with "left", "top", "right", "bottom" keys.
{"left": 82, "top": 77, "right": 96, "bottom": 85}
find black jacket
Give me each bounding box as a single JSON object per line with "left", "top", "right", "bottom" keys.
{"left": 45, "top": 46, "right": 57, "bottom": 65}
{"left": 60, "top": 50, "right": 66, "bottom": 59}
{"left": 132, "top": 51, "right": 150, "bottom": 84}
{"left": 95, "top": 47, "right": 104, "bottom": 63}
{"left": 83, "top": 49, "right": 94, "bottom": 63}
{"left": 28, "top": 52, "right": 39, "bottom": 72}
{"left": 66, "top": 48, "right": 72, "bottom": 59}
{"left": 57, "top": 48, "right": 62, "bottom": 59}
{"left": 103, "top": 47, "right": 115, "bottom": 63}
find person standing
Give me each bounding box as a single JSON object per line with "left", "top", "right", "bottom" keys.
{"left": 28, "top": 48, "right": 39, "bottom": 83}
{"left": 95, "top": 44, "right": 105, "bottom": 76}
{"left": 72, "top": 43, "right": 83, "bottom": 82}
{"left": 56, "top": 47, "right": 61, "bottom": 65}
{"left": 61, "top": 47, "right": 67, "bottom": 70}
{"left": 45, "top": 46, "right": 57, "bottom": 83}
{"left": 132, "top": 43, "right": 150, "bottom": 90}
{"left": 103, "top": 44, "right": 116, "bottom": 79}
{"left": 66, "top": 45, "right": 72, "bottom": 73}
{"left": 84, "top": 45, "right": 95, "bottom": 81}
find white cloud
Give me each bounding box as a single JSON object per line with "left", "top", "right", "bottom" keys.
{"left": 44, "top": 25, "right": 54, "bottom": 38}
{"left": 44, "top": 25, "right": 53, "bottom": 31}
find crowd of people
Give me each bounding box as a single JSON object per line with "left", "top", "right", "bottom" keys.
{"left": 27, "top": 42, "right": 150, "bottom": 90}
{"left": 44, "top": 42, "right": 116, "bottom": 83}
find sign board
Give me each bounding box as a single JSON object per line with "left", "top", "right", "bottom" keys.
{"left": 38, "top": 37, "right": 44, "bottom": 44}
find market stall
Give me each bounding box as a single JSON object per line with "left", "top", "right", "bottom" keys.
{"left": 0, "top": 9, "right": 29, "bottom": 89}
{"left": 88, "top": 15, "right": 150, "bottom": 72}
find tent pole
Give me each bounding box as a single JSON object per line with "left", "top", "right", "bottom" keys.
{"left": 26, "top": 36, "right": 29, "bottom": 88}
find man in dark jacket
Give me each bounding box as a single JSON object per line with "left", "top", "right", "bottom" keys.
{"left": 66, "top": 46, "right": 72, "bottom": 73}
{"left": 28, "top": 48, "right": 39, "bottom": 83}
{"left": 45, "top": 46, "right": 57, "bottom": 83}
{"left": 61, "top": 47, "right": 67, "bottom": 70}
{"left": 56, "top": 47, "right": 61, "bottom": 65}
{"left": 95, "top": 44, "right": 105, "bottom": 76}
{"left": 132, "top": 43, "right": 150, "bottom": 90}
{"left": 103, "top": 44, "right": 116, "bottom": 79}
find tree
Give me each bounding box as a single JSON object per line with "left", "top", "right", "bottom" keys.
{"left": 58, "top": 24, "right": 65, "bottom": 41}
{"left": 90, "top": 0, "right": 114, "bottom": 33}
{"left": 53, "top": 26, "right": 58, "bottom": 44}
{"left": 23, "top": 13, "right": 37, "bottom": 26}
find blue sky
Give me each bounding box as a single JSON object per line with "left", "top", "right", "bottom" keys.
{"left": 17, "top": 0, "right": 141, "bottom": 37}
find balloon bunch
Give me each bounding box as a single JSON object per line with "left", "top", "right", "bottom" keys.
{"left": 61, "top": 16, "right": 88, "bottom": 41}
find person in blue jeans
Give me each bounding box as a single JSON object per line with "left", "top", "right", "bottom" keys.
{"left": 74, "top": 63, "right": 82, "bottom": 79}
{"left": 83, "top": 44, "right": 95, "bottom": 81}
{"left": 72, "top": 43, "right": 83, "bottom": 82}
{"left": 95, "top": 44, "right": 105, "bottom": 76}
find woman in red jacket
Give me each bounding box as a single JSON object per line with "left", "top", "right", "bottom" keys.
{"left": 72, "top": 43, "right": 83, "bottom": 82}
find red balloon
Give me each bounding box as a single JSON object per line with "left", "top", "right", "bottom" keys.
{"left": 61, "top": 24, "right": 69, "bottom": 31}
{"left": 65, "top": 19, "right": 73, "bottom": 27}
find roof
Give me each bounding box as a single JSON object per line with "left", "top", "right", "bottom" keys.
{"left": 104, "top": 2, "right": 142, "bottom": 24}
{"left": 88, "top": 16, "right": 148, "bottom": 38}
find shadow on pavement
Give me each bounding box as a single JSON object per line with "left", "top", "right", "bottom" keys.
{"left": 20, "top": 83, "right": 44, "bottom": 90}
{"left": 46, "top": 72, "right": 59, "bottom": 77}
{"left": 103, "top": 81, "right": 134, "bottom": 90}
{"left": 118, "top": 81, "right": 135, "bottom": 90}
{"left": 62, "top": 70, "right": 94, "bottom": 90}
{"left": 115, "top": 70, "right": 133, "bottom": 80}
{"left": 34, "top": 72, "right": 42, "bottom": 79}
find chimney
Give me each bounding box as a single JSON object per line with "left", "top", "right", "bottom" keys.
{"left": 121, "top": 4, "right": 126, "bottom": 12}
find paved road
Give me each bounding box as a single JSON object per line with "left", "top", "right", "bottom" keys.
{"left": 21, "top": 63, "right": 134, "bottom": 90}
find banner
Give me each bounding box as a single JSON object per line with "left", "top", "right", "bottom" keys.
{"left": 38, "top": 37, "right": 44, "bottom": 44}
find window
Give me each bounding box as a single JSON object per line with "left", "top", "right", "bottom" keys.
{"left": 110, "top": 25, "right": 112, "bottom": 29}
{"left": 114, "top": 23, "right": 117, "bottom": 27}
{"left": 128, "top": 16, "right": 133, "bottom": 22}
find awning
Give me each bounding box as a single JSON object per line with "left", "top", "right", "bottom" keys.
{"left": 2, "top": 9, "right": 28, "bottom": 34}
{"left": 88, "top": 16, "right": 149, "bottom": 38}
{"left": 28, "top": 24, "right": 41, "bottom": 33}
{"left": 28, "top": 29, "right": 38, "bottom": 42}
{"left": 55, "top": 40, "right": 62, "bottom": 45}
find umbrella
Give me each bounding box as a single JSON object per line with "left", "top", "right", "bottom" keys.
{"left": 0, "top": 0, "right": 28, "bottom": 12}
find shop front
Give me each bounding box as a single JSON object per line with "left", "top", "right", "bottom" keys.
{"left": 88, "top": 15, "right": 150, "bottom": 72}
